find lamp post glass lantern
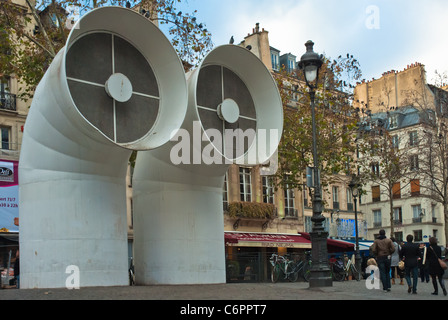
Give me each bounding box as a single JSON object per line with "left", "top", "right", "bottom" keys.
{"left": 299, "top": 40, "right": 332, "bottom": 287}
{"left": 349, "top": 176, "right": 362, "bottom": 281}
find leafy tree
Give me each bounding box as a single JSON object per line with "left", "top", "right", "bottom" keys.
{"left": 356, "top": 107, "right": 419, "bottom": 237}
{"left": 274, "top": 54, "right": 362, "bottom": 198}
{"left": 0, "top": 0, "right": 212, "bottom": 101}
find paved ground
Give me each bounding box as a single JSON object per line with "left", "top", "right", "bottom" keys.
{"left": 0, "top": 278, "right": 446, "bottom": 300}
{"left": 1, "top": 279, "right": 444, "bottom": 317}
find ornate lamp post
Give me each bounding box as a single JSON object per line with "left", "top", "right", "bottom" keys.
{"left": 298, "top": 40, "right": 332, "bottom": 287}
{"left": 348, "top": 175, "right": 362, "bottom": 280}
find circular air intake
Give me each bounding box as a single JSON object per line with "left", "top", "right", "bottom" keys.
{"left": 196, "top": 65, "right": 257, "bottom": 159}
{"left": 66, "top": 32, "right": 160, "bottom": 145}
{"left": 191, "top": 45, "right": 283, "bottom": 163}
{"left": 63, "top": 6, "right": 187, "bottom": 150}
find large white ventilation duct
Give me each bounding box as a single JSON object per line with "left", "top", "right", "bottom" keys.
{"left": 133, "top": 45, "right": 283, "bottom": 285}
{"left": 19, "top": 7, "right": 187, "bottom": 288}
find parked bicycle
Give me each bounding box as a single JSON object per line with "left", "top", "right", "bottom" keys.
{"left": 287, "top": 258, "right": 312, "bottom": 282}
{"left": 331, "top": 255, "right": 361, "bottom": 281}
{"left": 270, "top": 253, "right": 311, "bottom": 283}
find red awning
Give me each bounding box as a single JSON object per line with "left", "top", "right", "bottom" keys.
{"left": 300, "top": 232, "right": 355, "bottom": 253}
{"left": 224, "top": 232, "right": 311, "bottom": 249}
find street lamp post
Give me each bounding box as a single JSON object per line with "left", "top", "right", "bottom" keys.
{"left": 349, "top": 175, "right": 362, "bottom": 280}
{"left": 298, "top": 40, "right": 332, "bottom": 287}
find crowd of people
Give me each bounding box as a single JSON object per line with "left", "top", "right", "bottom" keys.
{"left": 368, "top": 229, "right": 447, "bottom": 296}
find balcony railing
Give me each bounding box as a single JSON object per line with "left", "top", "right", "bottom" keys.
{"left": 332, "top": 201, "right": 339, "bottom": 210}
{"left": 0, "top": 92, "right": 17, "bottom": 111}
{"left": 285, "top": 208, "right": 298, "bottom": 218}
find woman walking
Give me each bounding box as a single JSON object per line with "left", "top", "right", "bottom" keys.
{"left": 426, "top": 237, "right": 447, "bottom": 296}
{"left": 390, "top": 237, "right": 404, "bottom": 285}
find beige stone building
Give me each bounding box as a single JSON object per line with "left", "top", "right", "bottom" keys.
{"left": 354, "top": 62, "right": 435, "bottom": 113}
{"left": 354, "top": 63, "right": 448, "bottom": 246}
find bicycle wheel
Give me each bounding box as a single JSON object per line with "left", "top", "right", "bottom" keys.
{"left": 302, "top": 262, "right": 311, "bottom": 282}
{"left": 287, "top": 262, "right": 299, "bottom": 282}
{"left": 271, "top": 264, "right": 281, "bottom": 283}
{"left": 332, "top": 268, "right": 345, "bottom": 282}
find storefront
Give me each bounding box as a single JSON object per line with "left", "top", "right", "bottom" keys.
{"left": 0, "top": 160, "right": 19, "bottom": 287}
{"left": 225, "top": 232, "right": 312, "bottom": 282}
{"left": 224, "top": 231, "right": 355, "bottom": 283}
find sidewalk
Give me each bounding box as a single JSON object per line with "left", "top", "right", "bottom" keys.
{"left": 0, "top": 279, "right": 446, "bottom": 300}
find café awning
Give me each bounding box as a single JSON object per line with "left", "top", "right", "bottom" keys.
{"left": 224, "top": 232, "right": 355, "bottom": 252}
{"left": 224, "top": 232, "right": 311, "bottom": 249}
{"left": 300, "top": 232, "right": 355, "bottom": 253}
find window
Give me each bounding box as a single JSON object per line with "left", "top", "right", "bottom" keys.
{"left": 305, "top": 216, "right": 330, "bottom": 232}
{"left": 239, "top": 167, "right": 252, "bottom": 202}
{"left": 409, "top": 131, "right": 418, "bottom": 146}
{"left": 394, "top": 232, "right": 403, "bottom": 243}
{"left": 332, "top": 186, "right": 339, "bottom": 209}
{"left": 391, "top": 135, "right": 399, "bottom": 150}
{"left": 347, "top": 188, "right": 353, "bottom": 211}
{"left": 223, "top": 173, "right": 228, "bottom": 210}
{"left": 410, "top": 179, "right": 420, "bottom": 196}
{"left": 371, "top": 162, "right": 380, "bottom": 176}
{"left": 1, "top": 127, "right": 10, "bottom": 150}
{"left": 414, "top": 230, "right": 423, "bottom": 242}
{"left": 270, "top": 50, "right": 280, "bottom": 71}
{"left": 392, "top": 182, "right": 401, "bottom": 199}
{"left": 373, "top": 209, "right": 382, "bottom": 227}
{"left": 389, "top": 114, "right": 398, "bottom": 129}
{"left": 284, "top": 184, "right": 295, "bottom": 217}
{"left": 410, "top": 154, "right": 419, "bottom": 171}
{"left": 288, "top": 59, "right": 295, "bottom": 71}
{"left": 50, "top": 13, "right": 60, "bottom": 27}
{"left": 393, "top": 207, "right": 402, "bottom": 224}
{"left": 412, "top": 204, "right": 422, "bottom": 223}
{"left": 372, "top": 185, "right": 380, "bottom": 202}
{"left": 303, "top": 188, "right": 310, "bottom": 208}
{"left": 262, "top": 176, "right": 275, "bottom": 204}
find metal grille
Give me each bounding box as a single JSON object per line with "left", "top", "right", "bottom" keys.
{"left": 66, "top": 32, "right": 160, "bottom": 144}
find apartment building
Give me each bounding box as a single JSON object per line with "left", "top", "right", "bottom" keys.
{"left": 354, "top": 64, "right": 448, "bottom": 245}
{"left": 221, "top": 24, "right": 364, "bottom": 282}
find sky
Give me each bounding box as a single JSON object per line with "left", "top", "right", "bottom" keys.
{"left": 174, "top": 0, "right": 448, "bottom": 84}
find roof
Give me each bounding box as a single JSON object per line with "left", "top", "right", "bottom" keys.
{"left": 360, "top": 106, "right": 434, "bottom": 131}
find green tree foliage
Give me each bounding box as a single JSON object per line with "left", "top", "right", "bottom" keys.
{"left": 274, "top": 54, "right": 362, "bottom": 193}
{"left": 0, "top": 0, "right": 212, "bottom": 101}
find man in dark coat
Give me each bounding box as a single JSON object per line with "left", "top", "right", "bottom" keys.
{"left": 400, "top": 234, "right": 422, "bottom": 294}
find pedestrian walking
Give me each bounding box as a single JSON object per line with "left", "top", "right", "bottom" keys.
{"left": 371, "top": 229, "right": 395, "bottom": 292}
{"left": 418, "top": 242, "right": 430, "bottom": 283}
{"left": 426, "top": 237, "right": 447, "bottom": 296}
{"left": 390, "top": 237, "right": 404, "bottom": 285}
{"left": 400, "top": 234, "right": 422, "bottom": 294}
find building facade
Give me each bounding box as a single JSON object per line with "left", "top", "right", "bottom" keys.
{"left": 220, "top": 24, "right": 365, "bottom": 282}
{"left": 354, "top": 64, "right": 448, "bottom": 246}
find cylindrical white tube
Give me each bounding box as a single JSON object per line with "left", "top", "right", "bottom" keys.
{"left": 19, "top": 7, "right": 187, "bottom": 288}
{"left": 133, "top": 45, "right": 283, "bottom": 285}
